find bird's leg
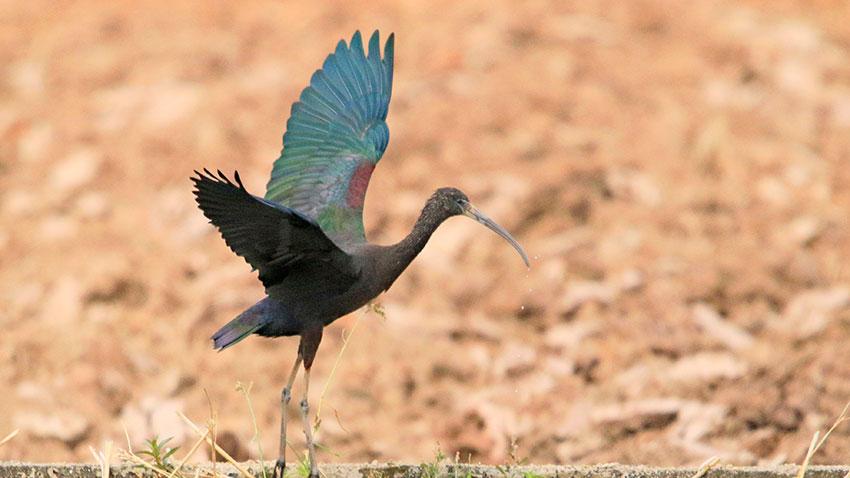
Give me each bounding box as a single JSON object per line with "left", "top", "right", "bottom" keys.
{"left": 297, "top": 325, "right": 323, "bottom": 478}
{"left": 274, "top": 353, "right": 303, "bottom": 478}
{"left": 300, "top": 367, "right": 319, "bottom": 478}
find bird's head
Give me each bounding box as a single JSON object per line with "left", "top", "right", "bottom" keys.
{"left": 431, "top": 187, "right": 530, "bottom": 267}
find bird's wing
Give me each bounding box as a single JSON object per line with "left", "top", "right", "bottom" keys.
{"left": 192, "top": 169, "right": 359, "bottom": 289}
{"left": 265, "top": 30, "right": 394, "bottom": 247}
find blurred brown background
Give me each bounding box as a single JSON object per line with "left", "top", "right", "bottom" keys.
{"left": 2, "top": 0, "right": 850, "bottom": 466}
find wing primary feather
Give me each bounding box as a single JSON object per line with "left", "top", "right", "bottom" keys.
{"left": 350, "top": 31, "right": 364, "bottom": 57}
{"left": 191, "top": 170, "right": 360, "bottom": 293}
{"left": 384, "top": 33, "right": 395, "bottom": 105}
{"left": 264, "top": 30, "right": 395, "bottom": 246}
{"left": 233, "top": 170, "right": 245, "bottom": 190}
{"left": 367, "top": 30, "right": 380, "bottom": 60}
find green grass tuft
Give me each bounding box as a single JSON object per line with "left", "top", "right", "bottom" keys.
{"left": 419, "top": 446, "right": 446, "bottom": 478}
{"left": 286, "top": 452, "right": 313, "bottom": 478}
{"left": 137, "top": 436, "right": 179, "bottom": 472}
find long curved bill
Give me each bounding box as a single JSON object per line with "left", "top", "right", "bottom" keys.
{"left": 462, "top": 203, "right": 530, "bottom": 267}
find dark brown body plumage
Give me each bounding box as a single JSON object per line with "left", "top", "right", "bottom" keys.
{"left": 194, "top": 173, "right": 473, "bottom": 367}
{"left": 192, "top": 31, "right": 528, "bottom": 478}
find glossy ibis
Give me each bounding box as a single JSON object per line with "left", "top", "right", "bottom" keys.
{"left": 192, "top": 30, "right": 529, "bottom": 478}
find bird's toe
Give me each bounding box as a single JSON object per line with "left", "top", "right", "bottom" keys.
{"left": 273, "top": 459, "right": 286, "bottom": 478}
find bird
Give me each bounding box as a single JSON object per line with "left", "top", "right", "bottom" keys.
{"left": 191, "top": 30, "right": 529, "bottom": 478}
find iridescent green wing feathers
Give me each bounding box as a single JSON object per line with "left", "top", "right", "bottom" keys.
{"left": 265, "top": 30, "right": 394, "bottom": 247}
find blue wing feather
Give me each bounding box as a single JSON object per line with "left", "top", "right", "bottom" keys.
{"left": 266, "top": 30, "right": 394, "bottom": 247}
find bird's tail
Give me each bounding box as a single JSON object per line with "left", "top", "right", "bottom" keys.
{"left": 211, "top": 297, "right": 280, "bottom": 350}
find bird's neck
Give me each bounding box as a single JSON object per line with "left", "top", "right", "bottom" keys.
{"left": 403, "top": 208, "right": 445, "bottom": 255}
{"left": 385, "top": 202, "right": 449, "bottom": 281}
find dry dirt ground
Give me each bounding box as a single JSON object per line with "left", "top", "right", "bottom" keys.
{"left": 2, "top": 0, "right": 850, "bottom": 467}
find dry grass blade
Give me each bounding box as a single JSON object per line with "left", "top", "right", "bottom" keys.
{"left": 236, "top": 381, "right": 267, "bottom": 478}
{"left": 0, "top": 429, "right": 19, "bottom": 447}
{"left": 796, "top": 431, "right": 820, "bottom": 478}
{"left": 689, "top": 456, "right": 720, "bottom": 478}
{"left": 813, "top": 401, "right": 850, "bottom": 451}
{"left": 117, "top": 449, "right": 172, "bottom": 478}
{"left": 116, "top": 423, "right": 168, "bottom": 476}
{"left": 120, "top": 423, "right": 228, "bottom": 478}
{"left": 204, "top": 389, "right": 218, "bottom": 478}
{"left": 178, "top": 411, "right": 253, "bottom": 478}
{"left": 122, "top": 423, "right": 133, "bottom": 452}
{"left": 166, "top": 429, "right": 210, "bottom": 478}
{"left": 315, "top": 313, "right": 362, "bottom": 428}
{"left": 333, "top": 408, "right": 350, "bottom": 434}
{"left": 795, "top": 400, "right": 850, "bottom": 478}
{"left": 89, "top": 440, "right": 113, "bottom": 478}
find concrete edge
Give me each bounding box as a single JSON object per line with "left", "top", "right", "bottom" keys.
{"left": 0, "top": 463, "right": 849, "bottom": 478}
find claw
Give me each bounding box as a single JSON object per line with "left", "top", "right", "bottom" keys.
{"left": 273, "top": 459, "right": 286, "bottom": 478}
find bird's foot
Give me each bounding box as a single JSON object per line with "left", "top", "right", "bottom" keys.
{"left": 273, "top": 459, "right": 286, "bottom": 478}
{"left": 308, "top": 471, "right": 319, "bottom": 478}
